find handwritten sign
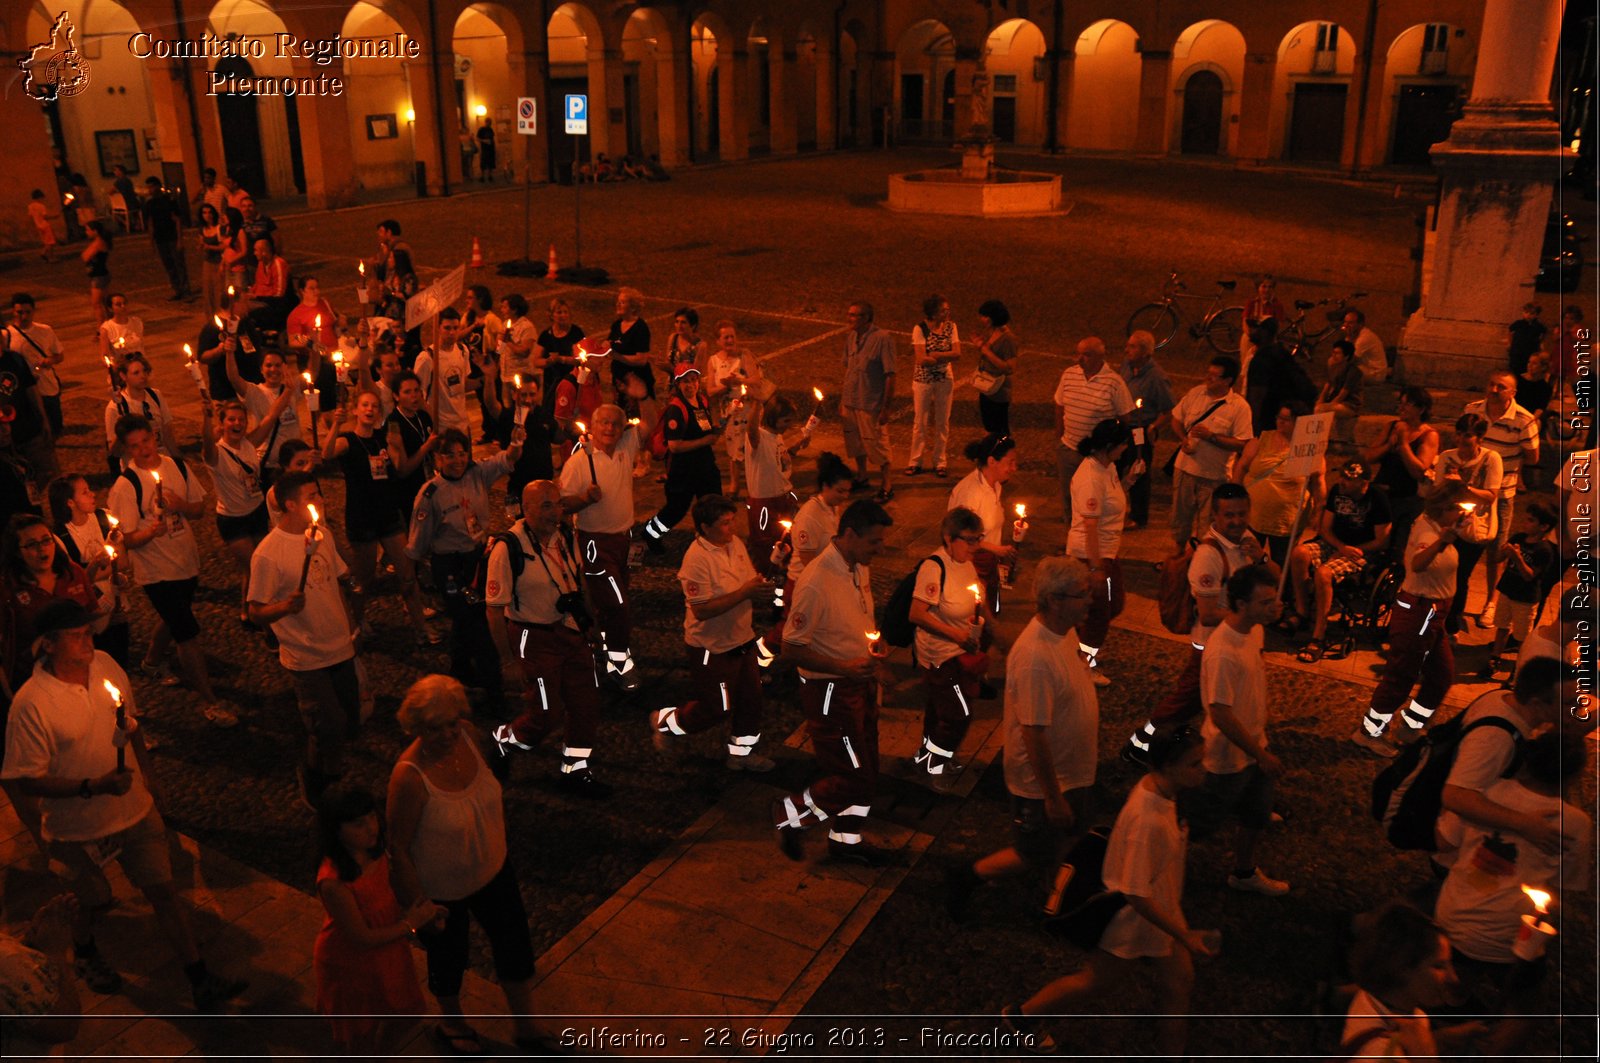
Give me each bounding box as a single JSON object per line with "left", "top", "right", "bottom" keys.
{"left": 404, "top": 264, "right": 466, "bottom": 331}
{"left": 1279, "top": 412, "right": 1333, "bottom": 479}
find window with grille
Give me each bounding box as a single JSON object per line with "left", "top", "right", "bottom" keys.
{"left": 1420, "top": 24, "right": 1449, "bottom": 74}
{"left": 1313, "top": 23, "right": 1339, "bottom": 74}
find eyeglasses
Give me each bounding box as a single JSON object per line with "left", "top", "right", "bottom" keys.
{"left": 18, "top": 537, "right": 54, "bottom": 551}
{"left": 956, "top": 534, "right": 985, "bottom": 545}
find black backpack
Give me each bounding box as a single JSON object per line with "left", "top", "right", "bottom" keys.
{"left": 880, "top": 555, "right": 944, "bottom": 648}
{"left": 467, "top": 530, "right": 526, "bottom": 608}
{"left": 1039, "top": 827, "right": 1127, "bottom": 949}
{"left": 1371, "top": 709, "right": 1523, "bottom": 852}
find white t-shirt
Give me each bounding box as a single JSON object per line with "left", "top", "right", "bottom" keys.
{"left": 106, "top": 457, "right": 203, "bottom": 585}
{"left": 1172, "top": 386, "right": 1253, "bottom": 481}
{"left": 1340, "top": 988, "right": 1428, "bottom": 1058}
{"left": 61, "top": 516, "right": 116, "bottom": 634}
{"left": 679, "top": 535, "right": 757, "bottom": 654}
{"left": 418, "top": 343, "right": 472, "bottom": 434}
{"left": 1352, "top": 326, "right": 1387, "bottom": 382}
{"left": 1067, "top": 458, "right": 1126, "bottom": 560}
{"left": 207, "top": 438, "right": 265, "bottom": 518}
{"left": 1400, "top": 515, "right": 1457, "bottom": 601}
{"left": 248, "top": 526, "right": 353, "bottom": 672}
{"left": 784, "top": 543, "right": 873, "bottom": 679}
{"left": 8, "top": 322, "right": 63, "bottom": 397}
{"left": 1188, "top": 528, "right": 1257, "bottom": 648}
{"left": 0, "top": 653, "right": 151, "bottom": 842}
{"left": 1200, "top": 620, "right": 1269, "bottom": 775}
{"left": 559, "top": 431, "right": 640, "bottom": 535}
{"left": 1002, "top": 615, "right": 1099, "bottom": 797}
{"left": 1435, "top": 779, "right": 1591, "bottom": 963}
{"left": 911, "top": 549, "right": 980, "bottom": 670}
{"left": 948, "top": 469, "right": 1005, "bottom": 551}
{"left": 1099, "top": 780, "right": 1187, "bottom": 959}
{"left": 1435, "top": 692, "right": 1539, "bottom": 860}
{"left": 787, "top": 495, "right": 838, "bottom": 584}
{"left": 243, "top": 381, "right": 303, "bottom": 466}
{"left": 98, "top": 316, "right": 144, "bottom": 355}
{"left": 484, "top": 523, "right": 582, "bottom": 629}
{"left": 746, "top": 427, "right": 793, "bottom": 498}
{"left": 104, "top": 389, "right": 173, "bottom": 453}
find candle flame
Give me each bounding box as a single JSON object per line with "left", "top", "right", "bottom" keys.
{"left": 812, "top": 387, "right": 824, "bottom": 401}
{"left": 151, "top": 471, "right": 161, "bottom": 485}
{"left": 628, "top": 417, "right": 640, "bottom": 426}
{"left": 333, "top": 351, "right": 343, "bottom": 364}
{"left": 575, "top": 421, "right": 587, "bottom": 434}
{"left": 301, "top": 372, "right": 313, "bottom": 385}
{"left": 1135, "top": 398, "right": 1144, "bottom": 409}
{"left": 104, "top": 543, "right": 116, "bottom": 561}
{"left": 102, "top": 355, "right": 113, "bottom": 368}
{"left": 64, "top": 193, "right": 74, "bottom": 203}
{"left": 740, "top": 384, "right": 748, "bottom": 396}
{"left": 358, "top": 262, "right": 366, "bottom": 277}
{"left": 227, "top": 286, "right": 235, "bottom": 298}
{"left": 968, "top": 582, "right": 983, "bottom": 602}
{"left": 1523, "top": 885, "right": 1552, "bottom": 914}
{"left": 105, "top": 513, "right": 119, "bottom": 528}
{"left": 865, "top": 630, "right": 881, "bottom": 642}
{"left": 1014, "top": 503, "right": 1027, "bottom": 519}
{"left": 779, "top": 520, "right": 793, "bottom": 531}
{"left": 182, "top": 343, "right": 193, "bottom": 358}
{"left": 307, "top": 504, "right": 320, "bottom": 525}
{"left": 314, "top": 314, "right": 322, "bottom": 330}
{"left": 102, "top": 678, "right": 122, "bottom": 703}
{"left": 213, "top": 314, "right": 224, "bottom": 329}
{"left": 114, "top": 337, "right": 125, "bottom": 349}
{"left": 1460, "top": 502, "right": 1477, "bottom": 513}
{"left": 513, "top": 374, "right": 523, "bottom": 387}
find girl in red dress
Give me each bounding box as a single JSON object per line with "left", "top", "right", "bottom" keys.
{"left": 314, "top": 787, "right": 439, "bottom": 1053}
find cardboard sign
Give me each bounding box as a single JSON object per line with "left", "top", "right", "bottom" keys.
{"left": 1280, "top": 411, "right": 1334, "bottom": 478}
{"left": 404, "top": 264, "right": 466, "bottom": 331}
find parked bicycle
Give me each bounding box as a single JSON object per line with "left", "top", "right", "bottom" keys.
{"left": 1125, "top": 272, "right": 1245, "bottom": 354}
{"left": 1277, "top": 291, "right": 1368, "bottom": 358}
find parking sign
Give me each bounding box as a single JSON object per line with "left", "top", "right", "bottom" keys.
{"left": 564, "top": 94, "right": 588, "bottom": 135}
{"left": 516, "top": 97, "right": 537, "bottom": 135}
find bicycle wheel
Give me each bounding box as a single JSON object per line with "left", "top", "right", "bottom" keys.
{"left": 1279, "top": 322, "right": 1305, "bottom": 353}
{"left": 1203, "top": 305, "right": 1245, "bottom": 354}
{"left": 1127, "top": 304, "right": 1179, "bottom": 350}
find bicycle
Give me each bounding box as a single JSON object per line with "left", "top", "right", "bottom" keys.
{"left": 1278, "top": 291, "right": 1367, "bottom": 358}
{"left": 1125, "top": 272, "right": 1245, "bottom": 355}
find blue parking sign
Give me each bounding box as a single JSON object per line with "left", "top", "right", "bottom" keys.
{"left": 564, "top": 94, "right": 588, "bottom": 135}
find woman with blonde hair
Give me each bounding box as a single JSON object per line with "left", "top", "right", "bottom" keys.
{"left": 608, "top": 286, "right": 653, "bottom": 401}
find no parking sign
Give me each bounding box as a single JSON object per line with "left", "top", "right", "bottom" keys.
{"left": 516, "top": 96, "right": 537, "bottom": 135}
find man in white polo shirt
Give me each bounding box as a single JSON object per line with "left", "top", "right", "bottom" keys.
{"left": 1463, "top": 370, "right": 1540, "bottom": 628}
{"left": 1053, "top": 336, "right": 1133, "bottom": 523}
{"left": 651, "top": 495, "right": 776, "bottom": 772}
{"left": 559, "top": 381, "right": 659, "bottom": 692}
{"left": 773, "top": 499, "right": 893, "bottom": 865}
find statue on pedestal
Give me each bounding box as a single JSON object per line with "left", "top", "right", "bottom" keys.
{"left": 968, "top": 71, "right": 991, "bottom": 138}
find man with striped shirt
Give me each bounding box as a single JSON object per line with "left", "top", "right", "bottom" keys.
{"left": 1053, "top": 337, "right": 1133, "bottom": 523}
{"left": 1462, "top": 370, "right": 1540, "bottom": 627}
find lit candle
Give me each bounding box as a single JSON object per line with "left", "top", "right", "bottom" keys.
{"left": 866, "top": 629, "right": 887, "bottom": 658}
{"left": 574, "top": 420, "right": 588, "bottom": 443}
{"left": 63, "top": 193, "right": 75, "bottom": 205}
{"left": 302, "top": 372, "right": 319, "bottom": 412}
{"left": 214, "top": 314, "right": 226, "bottom": 334}
{"left": 1013, "top": 502, "right": 1029, "bottom": 543}
{"left": 779, "top": 519, "right": 793, "bottom": 542}
{"left": 103, "top": 679, "right": 127, "bottom": 771}
{"left": 103, "top": 542, "right": 116, "bottom": 562}
{"left": 183, "top": 343, "right": 208, "bottom": 398}
{"left": 105, "top": 513, "right": 119, "bottom": 531}
{"left": 299, "top": 504, "right": 322, "bottom": 591}
{"left": 1514, "top": 885, "right": 1557, "bottom": 961}
{"left": 967, "top": 582, "right": 984, "bottom": 621}
{"left": 1460, "top": 502, "right": 1477, "bottom": 514}
{"left": 151, "top": 470, "right": 164, "bottom": 510}
{"left": 627, "top": 417, "right": 641, "bottom": 427}
{"left": 227, "top": 285, "right": 235, "bottom": 300}
{"left": 1135, "top": 397, "right": 1144, "bottom": 410}
{"left": 332, "top": 349, "right": 347, "bottom": 385}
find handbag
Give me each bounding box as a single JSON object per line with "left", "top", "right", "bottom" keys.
{"left": 1039, "top": 827, "right": 1127, "bottom": 950}
{"left": 970, "top": 366, "right": 1004, "bottom": 396}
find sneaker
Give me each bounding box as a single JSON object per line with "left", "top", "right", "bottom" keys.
{"left": 771, "top": 799, "right": 805, "bottom": 862}
{"left": 191, "top": 970, "right": 248, "bottom": 1012}
{"left": 1227, "top": 868, "right": 1291, "bottom": 896}
{"left": 725, "top": 751, "right": 776, "bottom": 773}
{"left": 1476, "top": 601, "right": 1497, "bottom": 628}
{"left": 827, "top": 839, "right": 898, "bottom": 867}
{"left": 555, "top": 768, "right": 613, "bottom": 799}
{"left": 999, "top": 1005, "right": 1057, "bottom": 1054}
{"left": 202, "top": 702, "right": 239, "bottom": 728}
{"left": 492, "top": 723, "right": 533, "bottom": 754}
{"left": 75, "top": 950, "right": 124, "bottom": 995}
{"left": 138, "top": 658, "right": 180, "bottom": 687}
{"left": 606, "top": 657, "right": 643, "bottom": 692}
{"left": 1350, "top": 727, "right": 1398, "bottom": 758}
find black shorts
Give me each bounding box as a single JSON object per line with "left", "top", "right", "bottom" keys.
{"left": 216, "top": 503, "right": 270, "bottom": 544}
{"left": 143, "top": 577, "right": 201, "bottom": 643}
{"left": 346, "top": 502, "right": 406, "bottom": 545}
{"left": 1181, "top": 764, "right": 1274, "bottom": 838}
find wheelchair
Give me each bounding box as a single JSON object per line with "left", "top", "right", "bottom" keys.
{"left": 1322, "top": 548, "right": 1403, "bottom": 659}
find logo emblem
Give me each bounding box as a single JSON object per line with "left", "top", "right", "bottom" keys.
{"left": 19, "top": 12, "right": 91, "bottom": 101}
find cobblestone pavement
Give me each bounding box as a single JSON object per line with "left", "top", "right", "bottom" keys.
{"left": 1, "top": 150, "right": 1590, "bottom": 1056}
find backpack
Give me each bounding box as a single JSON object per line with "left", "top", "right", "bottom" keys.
{"left": 880, "top": 555, "right": 944, "bottom": 648}
{"left": 1370, "top": 708, "right": 1523, "bottom": 852}
{"left": 467, "top": 530, "right": 526, "bottom": 609}
{"left": 647, "top": 396, "right": 689, "bottom": 461}
{"left": 1158, "top": 536, "right": 1225, "bottom": 635}
{"left": 53, "top": 510, "right": 114, "bottom": 566}
{"left": 118, "top": 455, "right": 189, "bottom": 515}
{"left": 1039, "top": 827, "right": 1127, "bottom": 949}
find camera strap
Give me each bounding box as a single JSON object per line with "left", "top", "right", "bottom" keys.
{"left": 526, "top": 527, "right": 579, "bottom": 595}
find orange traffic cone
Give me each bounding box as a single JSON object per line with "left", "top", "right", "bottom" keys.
{"left": 469, "top": 236, "right": 484, "bottom": 268}
{"left": 546, "top": 243, "right": 559, "bottom": 280}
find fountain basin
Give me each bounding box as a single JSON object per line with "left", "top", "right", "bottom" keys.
{"left": 887, "top": 169, "right": 1064, "bottom": 217}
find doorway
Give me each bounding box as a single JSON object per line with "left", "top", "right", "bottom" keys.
{"left": 993, "top": 95, "right": 1017, "bottom": 142}
{"left": 1389, "top": 84, "right": 1458, "bottom": 166}
{"left": 1180, "top": 70, "right": 1224, "bottom": 154}
{"left": 214, "top": 57, "right": 266, "bottom": 194}
{"left": 1286, "top": 82, "right": 1347, "bottom": 162}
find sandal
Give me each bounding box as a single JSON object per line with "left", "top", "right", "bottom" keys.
{"left": 872, "top": 487, "right": 895, "bottom": 504}
{"left": 1296, "top": 640, "right": 1325, "bottom": 664}
{"left": 431, "top": 1023, "right": 484, "bottom": 1056}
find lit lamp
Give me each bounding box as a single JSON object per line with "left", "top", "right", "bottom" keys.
{"left": 404, "top": 107, "right": 416, "bottom": 124}
{"left": 474, "top": 103, "right": 488, "bottom": 119}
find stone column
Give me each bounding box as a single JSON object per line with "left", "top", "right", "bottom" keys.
{"left": 0, "top": 59, "right": 63, "bottom": 250}
{"left": 599, "top": 47, "right": 629, "bottom": 161}
{"left": 718, "top": 47, "right": 750, "bottom": 160}
{"left": 1398, "top": 0, "right": 1566, "bottom": 385}
{"left": 1048, "top": 50, "right": 1074, "bottom": 152}
{"left": 1233, "top": 52, "right": 1276, "bottom": 165}
{"left": 288, "top": 58, "right": 358, "bottom": 209}
{"left": 814, "top": 41, "right": 837, "bottom": 150}
{"left": 769, "top": 47, "right": 798, "bottom": 155}
{"left": 404, "top": 57, "right": 450, "bottom": 195}
{"left": 1133, "top": 50, "right": 1172, "bottom": 155}
{"left": 140, "top": 56, "right": 208, "bottom": 196}
{"left": 507, "top": 49, "right": 551, "bottom": 185}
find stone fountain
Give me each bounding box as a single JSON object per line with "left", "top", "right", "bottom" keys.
{"left": 887, "top": 71, "right": 1064, "bottom": 217}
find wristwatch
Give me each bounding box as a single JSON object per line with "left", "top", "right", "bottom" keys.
{"left": 79, "top": 778, "right": 93, "bottom": 799}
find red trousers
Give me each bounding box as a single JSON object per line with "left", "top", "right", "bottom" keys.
{"left": 747, "top": 493, "right": 798, "bottom": 579}
{"left": 762, "top": 578, "right": 797, "bottom": 657}
{"left": 1075, "top": 557, "right": 1126, "bottom": 654}
{"left": 919, "top": 652, "right": 988, "bottom": 768}
{"left": 1369, "top": 591, "right": 1454, "bottom": 727}
{"left": 658, "top": 642, "right": 764, "bottom": 752}
{"left": 576, "top": 529, "right": 631, "bottom": 655}
{"left": 507, "top": 623, "right": 601, "bottom": 762}
{"left": 773, "top": 676, "right": 878, "bottom": 844}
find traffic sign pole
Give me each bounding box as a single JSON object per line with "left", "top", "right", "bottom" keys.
{"left": 565, "top": 94, "right": 590, "bottom": 272}
{"left": 516, "top": 97, "right": 538, "bottom": 266}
